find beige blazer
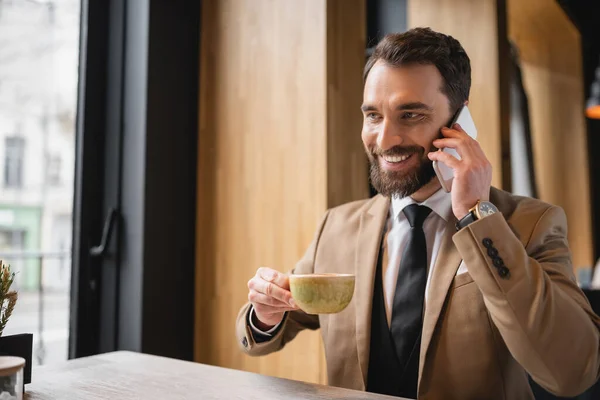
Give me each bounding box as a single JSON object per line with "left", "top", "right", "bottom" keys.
{"left": 236, "top": 188, "right": 600, "bottom": 399}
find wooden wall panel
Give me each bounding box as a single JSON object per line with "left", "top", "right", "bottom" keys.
{"left": 195, "top": 0, "right": 367, "bottom": 385}
{"left": 326, "top": 0, "right": 369, "bottom": 208}
{"left": 508, "top": 0, "right": 593, "bottom": 269}
{"left": 407, "top": 0, "right": 505, "bottom": 189}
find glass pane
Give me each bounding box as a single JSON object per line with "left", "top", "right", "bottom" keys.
{"left": 0, "top": 0, "right": 81, "bottom": 366}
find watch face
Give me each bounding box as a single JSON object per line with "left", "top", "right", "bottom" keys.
{"left": 478, "top": 202, "right": 498, "bottom": 217}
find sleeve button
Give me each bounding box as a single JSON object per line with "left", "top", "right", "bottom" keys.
{"left": 241, "top": 337, "right": 249, "bottom": 348}
{"left": 498, "top": 266, "right": 510, "bottom": 279}
{"left": 482, "top": 238, "right": 493, "bottom": 248}
{"left": 493, "top": 257, "right": 504, "bottom": 268}
{"left": 487, "top": 247, "right": 499, "bottom": 257}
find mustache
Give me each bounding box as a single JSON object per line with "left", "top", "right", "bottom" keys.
{"left": 368, "top": 145, "right": 425, "bottom": 157}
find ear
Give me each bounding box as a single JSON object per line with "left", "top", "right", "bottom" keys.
{"left": 464, "top": 100, "right": 469, "bottom": 106}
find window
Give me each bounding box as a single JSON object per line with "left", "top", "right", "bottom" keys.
{"left": 46, "top": 154, "right": 61, "bottom": 186}
{"left": 0, "top": 0, "right": 79, "bottom": 366}
{"left": 0, "top": 228, "right": 25, "bottom": 289}
{"left": 4, "top": 136, "right": 24, "bottom": 188}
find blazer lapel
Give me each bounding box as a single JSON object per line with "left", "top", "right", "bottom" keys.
{"left": 419, "top": 216, "right": 462, "bottom": 382}
{"left": 355, "top": 195, "right": 390, "bottom": 387}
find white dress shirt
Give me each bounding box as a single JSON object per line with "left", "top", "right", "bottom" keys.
{"left": 250, "top": 188, "right": 455, "bottom": 335}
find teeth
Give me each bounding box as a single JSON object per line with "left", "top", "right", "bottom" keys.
{"left": 382, "top": 154, "right": 410, "bottom": 163}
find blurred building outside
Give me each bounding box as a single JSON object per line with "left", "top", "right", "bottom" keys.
{"left": 0, "top": 0, "right": 80, "bottom": 366}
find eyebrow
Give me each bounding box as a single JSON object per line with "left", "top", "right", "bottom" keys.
{"left": 360, "top": 102, "right": 434, "bottom": 113}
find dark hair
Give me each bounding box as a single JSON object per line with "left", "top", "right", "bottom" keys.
{"left": 364, "top": 27, "right": 471, "bottom": 114}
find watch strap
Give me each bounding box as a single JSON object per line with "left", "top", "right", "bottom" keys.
{"left": 455, "top": 210, "right": 477, "bottom": 231}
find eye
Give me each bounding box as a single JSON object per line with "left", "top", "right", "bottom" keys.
{"left": 366, "top": 112, "right": 381, "bottom": 122}
{"left": 402, "top": 112, "right": 422, "bottom": 120}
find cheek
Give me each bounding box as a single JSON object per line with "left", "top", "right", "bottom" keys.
{"left": 361, "top": 124, "right": 376, "bottom": 147}
{"left": 415, "top": 138, "right": 434, "bottom": 153}
{"left": 409, "top": 125, "right": 440, "bottom": 150}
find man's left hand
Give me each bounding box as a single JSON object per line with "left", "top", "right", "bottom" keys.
{"left": 428, "top": 123, "right": 492, "bottom": 220}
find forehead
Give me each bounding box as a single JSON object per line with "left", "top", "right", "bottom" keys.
{"left": 363, "top": 61, "right": 448, "bottom": 109}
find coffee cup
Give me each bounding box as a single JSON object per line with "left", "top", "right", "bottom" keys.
{"left": 288, "top": 273, "right": 355, "bottom": 314}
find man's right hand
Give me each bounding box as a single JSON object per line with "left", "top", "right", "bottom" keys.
{"left": 248, "top": 267, "right": 299, "bottom": 330}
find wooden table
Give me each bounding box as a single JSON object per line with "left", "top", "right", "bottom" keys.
{"left": 24, "top": 351, "right": 408, "bottom": 399}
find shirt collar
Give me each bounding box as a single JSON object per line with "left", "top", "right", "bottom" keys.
{"left": 390, "top": 188, "right": 453, "bottom": 222}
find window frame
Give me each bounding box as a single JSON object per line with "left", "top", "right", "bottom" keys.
{"left": 70, "top": 0, "right": 200, "bottom": 360}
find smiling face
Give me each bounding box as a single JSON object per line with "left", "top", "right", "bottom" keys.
{"left": 361, "top": 61, "right": 454, "bottom": 198}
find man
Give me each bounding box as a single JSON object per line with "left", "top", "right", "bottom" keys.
{"left": 235, "top": 28, "right": 600, "bottom": 399}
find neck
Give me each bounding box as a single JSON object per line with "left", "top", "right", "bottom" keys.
{"left": 410, "top": 179, "right": 442, "bottom": 203}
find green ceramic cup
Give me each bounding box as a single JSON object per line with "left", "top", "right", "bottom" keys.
{"left": 288, "top": 273, "right": 355, "bottom": 314}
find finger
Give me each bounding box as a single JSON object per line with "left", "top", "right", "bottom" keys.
{"left": 257, "top": 267, "right": 290, "bottom": 290}
{"left": 432, "top": 138, "right": 478, "bottom": 162}
{"left": 249, "top": 278, "right": 294, "bottom": 305}
{"left": 432, "top": 138, "right": 466, "bottom": 156}
{"left": 249, "top": 290, "right": 293, "bottom": 308}
{"left": 440, "top": 124, "right": 469, "bottom": 139}
{"left": 254, "top": 303, "right": 297, "bottom": 315}
{"left": 428, "top": 150, "right": 461, "bottom": 169}
{"left": 453, "top": 123, "right": 466, "bottom": 133}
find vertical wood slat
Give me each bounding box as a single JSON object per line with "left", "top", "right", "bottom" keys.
{"left": 508, "top": 0, "right": 593, "bottom": 270}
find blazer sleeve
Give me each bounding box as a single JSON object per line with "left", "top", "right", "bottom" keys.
{"left": 235, "top": 210, "right": 330, "bottom": 356}
{"left": 453, "top": 205, "right": 600, "bottom": 397}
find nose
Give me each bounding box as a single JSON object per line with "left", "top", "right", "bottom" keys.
{"left": 376, "top": 120, "right": 403, "bottom": 151}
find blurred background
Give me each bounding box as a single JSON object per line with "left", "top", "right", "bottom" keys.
{"left": 0, "top": 0, "right": 599, "bottom": 397}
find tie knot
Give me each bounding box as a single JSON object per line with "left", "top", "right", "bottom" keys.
{"left": 403, "top": 204, "right": 432, "bottom": 228}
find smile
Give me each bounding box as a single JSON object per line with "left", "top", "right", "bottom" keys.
{"left": 379, "top": 153, "right": 416, "bottom": 172}
{"left": 382, "top": 154, "right": 411, "bottom": 163}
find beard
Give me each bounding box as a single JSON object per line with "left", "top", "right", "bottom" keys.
{"left": 367, "top": 144, "right": 437, "bottom": 198}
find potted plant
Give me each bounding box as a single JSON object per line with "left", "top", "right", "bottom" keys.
{"left": 0, "top": 261, "right": 32, "bottom": 386}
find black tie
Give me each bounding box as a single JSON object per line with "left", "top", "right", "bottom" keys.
{"left": 390, "top": 204, "right": 431, "bottom": 397}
